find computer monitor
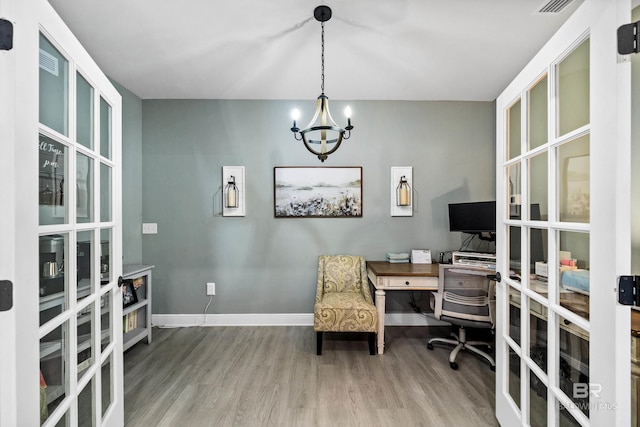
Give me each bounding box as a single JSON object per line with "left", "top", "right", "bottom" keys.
{"left": 448, "top": 201, "right": 496, "bottom": 236}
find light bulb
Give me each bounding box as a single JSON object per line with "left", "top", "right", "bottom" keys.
{"left": 291, "top": 108, "right": 300, "bottom": 121}
{"left": 344, "top": 106, "right": 352, "bottom": 118}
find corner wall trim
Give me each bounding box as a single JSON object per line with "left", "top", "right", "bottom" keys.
{"left": 151, "top": 312, "right": 450, "bottom": 328}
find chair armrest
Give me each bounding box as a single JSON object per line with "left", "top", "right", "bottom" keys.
{"left": 431, "top": 292, "right": 443, "bottom": 319}
{"left": 315, "top": 258, "right": 325, "bottom": 304}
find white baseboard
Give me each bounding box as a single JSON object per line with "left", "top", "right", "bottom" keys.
{"left": 152, "top": 312, "right": 450, "bottom": 328}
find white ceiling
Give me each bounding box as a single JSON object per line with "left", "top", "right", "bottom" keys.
{"left": 47, "top": 0, "right": 583, "bottom": 101}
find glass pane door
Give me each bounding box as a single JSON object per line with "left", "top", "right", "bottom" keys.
{"left": 502, "top": 35, "right": 592, "bottom": 427}
{"left": 37, "top": 5, "right": 123, "bottom": 425}
{"left": 495, "top": 1, "right": 631, "bottom": 425}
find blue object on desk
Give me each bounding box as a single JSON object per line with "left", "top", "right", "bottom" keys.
{"left": 561, "top": 269, "right": 590, "bottom": 294}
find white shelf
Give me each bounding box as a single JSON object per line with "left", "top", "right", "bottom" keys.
{"left": 122, "top": 265, "right": 154, "bottom": 351}
{"left": 123, "top": 299, "right": 148, "bottom": 316}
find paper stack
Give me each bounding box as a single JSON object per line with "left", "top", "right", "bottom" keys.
{"left": 386, "top": 252, "right": 410, "bottom": 263}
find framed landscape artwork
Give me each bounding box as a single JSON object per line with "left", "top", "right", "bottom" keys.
{"left": 274, "top": 167, "right": 362, "bottom": 218}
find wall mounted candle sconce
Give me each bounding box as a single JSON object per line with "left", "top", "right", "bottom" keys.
{"left": 225, "top": 176, "right": 238, "bottom": 208}
{"left": 391, "top": 166, "right": 413, "bottom": 217}
{"left": 397, "top": 176, "right": 411, "bottom": 206}
{"left": 222, "top": 166, "right": 245, "bottom": 217}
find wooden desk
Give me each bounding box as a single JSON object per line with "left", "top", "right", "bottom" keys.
{"left": 367, "top": 261, "right": 439, "bottom": 354}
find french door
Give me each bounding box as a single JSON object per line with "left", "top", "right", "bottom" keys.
{"left": 0, "top": 0, "right": 123, "bottom": 425}
{"left": 495, "top": 0, "right": 631, "bottom": 425}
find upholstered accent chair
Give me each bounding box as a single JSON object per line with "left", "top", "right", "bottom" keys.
{"left": 313, "top": 255, "right": 378, "bottom": 355}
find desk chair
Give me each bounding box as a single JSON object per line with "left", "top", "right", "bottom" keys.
{"left": 313, "top": 255, "right": 378, "bottom": 355}
{"left": 428, "top": 265, "right": 496, "bottom": 370}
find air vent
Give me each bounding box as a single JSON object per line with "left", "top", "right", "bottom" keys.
{"left": 536, "top": 0, "right": 575, "bottom": 14}
{"left": 39, "top": 49, "right": 59, "bottom": 76}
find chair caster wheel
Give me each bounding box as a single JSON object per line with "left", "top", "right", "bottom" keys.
{"left": 490, "top": 364, "right": 496, "bottom": 372}
{"left": 427, "top": 343, "right": 434, "bottom": 350}
{"left": 450, "top": 362, "right": 458, "bottom": 370}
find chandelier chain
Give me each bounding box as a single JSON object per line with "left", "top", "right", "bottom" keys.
{"left": 321, "top": 20, "right": 325, "bottom": 94}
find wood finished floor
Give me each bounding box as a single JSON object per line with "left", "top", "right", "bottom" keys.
{"left": 124, "top": 326, "right": 498, "bottom": 427}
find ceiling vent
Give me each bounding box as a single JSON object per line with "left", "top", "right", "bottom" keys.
{"left": 536, "top": 0, "right": 575, "bottom": 14}
{"left": 39, "top": 49, "right": 59, "bottom": 76}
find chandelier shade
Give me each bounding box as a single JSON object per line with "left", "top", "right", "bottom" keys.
{"left": 290, "top": 5, "right": 353, "bottom": 162}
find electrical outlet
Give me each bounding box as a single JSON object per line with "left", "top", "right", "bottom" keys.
{"left": 142, "top": 223, "right": 158, "bottom": 234}
{"left": 206, "top": 282, "right": 216, "bottom": 296}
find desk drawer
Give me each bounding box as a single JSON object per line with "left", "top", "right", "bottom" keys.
{"left": 382, "top": 276, "right": 438, "bottom": 290}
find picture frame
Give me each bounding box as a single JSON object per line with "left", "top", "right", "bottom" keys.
{"left": 274, "top": 166, "right": 362, "bottom": 218}
{"left": 122, "top": 280, "right": 139, "bottom": 308}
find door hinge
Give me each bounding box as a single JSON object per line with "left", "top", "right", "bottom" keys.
{"left": 0, "top": 19, "right": 12, "bottom": 51}
{"left": 0, "top": 280, "right": 13, "bottom": 311}
{"left": 618, "top": 21, "right": 640, "bottom": 55}
{"left": 618, "top": 275, "right": 640, "bottom": 306}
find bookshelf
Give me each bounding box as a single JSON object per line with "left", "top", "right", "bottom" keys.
{"left": 122, "top": 265, "right": 154, "bottom": 351}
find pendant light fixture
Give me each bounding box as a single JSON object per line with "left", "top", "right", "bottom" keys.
{"left": 290, "top": 5, "right": 353, "bottom": 162}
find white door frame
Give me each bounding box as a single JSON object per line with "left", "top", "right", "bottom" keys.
{"left": 0, "top": 0, "right": 41, "bottom": 425}
{"left": 495, "top": 0, "right": 631, "bottom": 425}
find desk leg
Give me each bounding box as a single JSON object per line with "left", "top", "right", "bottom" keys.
{"left": 375, "top": 289, "right": 386, "bottom": 354}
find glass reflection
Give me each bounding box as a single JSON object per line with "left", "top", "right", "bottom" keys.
{"left": 558, "top": 135, "right": 590, "bottom": 223}
{"left": 529, "top": 75, "right": 548, "bottom": 150}
{"left": 100, "top": 97, "right": 112, "bottom": 159}
{"left": 529, "top": 152, "right": 548, "bottom": 219}
{"left": 529, "top": 227, "right": 548, "bottom": 297}
{"left": 508, "top": 99, "right": 522, "bottom": 159}
{"left": 39, "top": 135, "right": 68, "bottom": 225}
{"left": 100, "top": 164, "right": 112, "bottom": 222}
{"left": 77, "top": 304, "right": 94, "bottom": 381}
{"left": 509, "top": 347, "right": 521, "bottom": 409}
{"left": 77, "top": 231, "right": 93, "bottom": 300}
{"left": 557, "top": 38, "right": 590, "bottom": 137}
{"left": 509, "top": 163, "right": 521, "bottom": 212}
{"left": 76, "top": 72, "right": 94, "bottom": 149}
{"left": 78, "top": 376, "right": 95, "bottom": 426}
{"left": 529, "top": 306, "right": 547, "bottom": 374}
{"left": 39, "top": 33, "right": 69, "bottom": 136}
{"left": 102, "top": 355, "right": 113, "bottom": 418}
{"left": 558, "top": 231, "right": 590, "bottom": 320}
{"left": 101, "top": 293, "right": 111, "bottom": 351}
{"left": 77, "top": 153, "right": 94, "bottom": 223}
{"left": 558, "top": 313, "right": 589, "bottom": 420}
{"left": 529, "top": 369, "right": 548, "bottom": 427}
{"left": 40, "top": 322, "right": 69, "bottom": 424}
{"left": 100, "top": 229, "right": 112, "bottom": 286}
{"left": 509, "top": 225, "right": 522, "bottom": 272}
{"left": 39, "top": 234, "right": 67, "bottom": 326}
{"left": 509, "top": 287, "right": 521, "bottom": 345}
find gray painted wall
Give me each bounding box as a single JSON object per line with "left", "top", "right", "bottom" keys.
{"left": 113, "top": 81, "right": 143, "bottom": 265}
{"left": 139, "top": 99, "right": 495, "bottom": 315}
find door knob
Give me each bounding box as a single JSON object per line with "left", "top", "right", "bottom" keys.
{"left": 487, "top": 272, "right": 502, "bottom": 283}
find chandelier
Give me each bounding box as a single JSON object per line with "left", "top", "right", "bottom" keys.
{"left": 290, "top": 5, "right": 353, "bottom": 162}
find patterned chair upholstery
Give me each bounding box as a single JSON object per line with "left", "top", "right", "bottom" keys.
{"left": 313, "top": 255, "right": 378, "bottom": 355}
